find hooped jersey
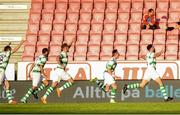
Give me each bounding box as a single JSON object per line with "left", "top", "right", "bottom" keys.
{"left": 0, "top": 51, "right": 11, "bottom": 71}
{"left": 32, "top": 55, "right": 47, "bottom": 73}
{"left": 146, "top": 52, "right": 156, "bottom": 68}
{"left": 105, "top": 57, "right": 117, "bottom": 72}
{"left": 57, "top": 51, "right": 68, "bottom": 70}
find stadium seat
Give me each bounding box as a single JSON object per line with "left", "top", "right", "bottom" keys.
{"left": 66, "top": 12, "right": 79, "bottom": 23}
{"left": 92, "top": 11, "right": 105, "bottom": 23}
{"left": 64, "top": 23, "right": 77, "bottom": 34}
{"left": 169, "top": 0, "right": 180, "bottom": 11}
{"left": 27, "top": 23, "right": 39, "bottom": 35}
{"left": 89, "top": 33, "right": 102, "bottom": 45}
{"left": 56, "top": 1, "right": 67, "bottom": 12}
{"left": 114, "top": 32, "right": 127, "bottom": 45}
{"left": 52, "top": 23, "right": 65, "bottom": 34}
{"left": 29, "top": 12, "right": 41, "bottom": 24}
{"left": 165, "top": 44, "right": 178, "bottom": 60}
{"left": 53, "top": 12, "right": 66, "bottom": 23}
{"left": 37, "top": 34, "right": 50, "bottom": 45}
{"left": 63, "top": 34, "right": 76, "bottom": 44}
{"left": 51, "top": 33, "right": 63, "bottom": 44}
{"left": 44, "top": 0, "right": 55, "bottom": 10}
{"left": 127, "top": 33, "right": 140, "bottom": 45}
{"left": 102, "top": 33, "right": 114, "bottom": 45}
{"left": 76, "top": 33, "right": 89, "bottom": 45}
{"left": 131, "top": 1, "right": 143, "bottom": 12}
{"left": 81, "top": 0, "right": 93, "bottom": 12}
{"left": 39, "top": 23, "right": 52, "bottom": 34}
{"left": 90, "top": 23, "right": 103, "bottom": 33}
{"left": 141, "top": 30, "right": 153, "bottom": 44}
{"left": 130, "top": 11, "right": 142, "bottom": 23}
{"left": 36, "top": 44, "right": 49, "bottom": 56}
{"left": 126, "top": 44, "right": 139, "bottom": 60}
{"left": 168, "top": 11, "right": 180, "bottom": 26}
{"left": 128, "top": 23, "right": 141, "bottom": 33}
{"left": 118, "top": 1, "right": 131, "bottom": 12}
{"left": 78, "top": 23, "right": 90, "bottom": 34}
{"left": 114, "top": 44, "right": 126, "bottom": 60}
{"left": 167, "top": 30, "right": 179, "bottom": 44}
{"left": 74, "top": 45, "right": 87, "bottom": 61}
{"left": 79, "top": 12, "right": 92, "bottom": 23}
{"left": 26, "top": 34, "right": 38, "bottom": 44}
{"left": 156, "top": 11, "right": 168, "bottom": 27}
{"left": 103, "top": 23, "right": 116, "bottom": 33}
{"left": 106, "top": 0, "right": 118, "bottom": 12}
{"left": 22, "top": 55, "right": 34, "bottom": 62}
{"left": 31, "top": 2, "right": 42, "bottom": 13}
{"left": 49, "top": 45, "right": 61, "bottom": 56}
{"left": 116, "top": 22, "right": 129, "bottom": 33}
{"left": 94, "top": 0, "right": 105, "bottom": 12}
{"left": 100, "top": 45, "right": 113, "bottom": 60}
{"left": 68, "top": 1, "right": 80, "bottom": 12}
{"left": 139, "top": 44, "right": 149, "bottom": 56}
{"left": 105, "top": 12, "right": 117, "bottom": 23}
{"left": 117, "top": 12, "right": 130, "bottom": 23}
{"left": 153, "top": 44, "right": 165, "bottom": 60}
{"left": 144, "top": 0, "right": 156, "bottom": 10}
{"left": 153, "top": 30, "right": 166, "bottom": 44}
{"left": 157, "top": 0, "right": 169, "bottom": 12}
{"left": 87, "top": 45, "right": 100, "bottom": 60}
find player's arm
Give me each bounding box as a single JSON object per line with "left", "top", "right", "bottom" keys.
{"left": 68, "top": 39, "right": 75, "bottom": 48}
{"left": 40, "top": 65, "right": 47, "bottom": 78}
{"left": 28, "top": 63, "right": 35, "bottom": 78}
{"left": 11, "top": 40, "right": 25, "bottom": 54}
{"left": 154, "top": 50, "right": 163, "bottom": 58}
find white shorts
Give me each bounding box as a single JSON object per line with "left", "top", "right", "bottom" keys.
{"left": 103, "top": 72, "right": 115, "bottom": 85}
{"left": 143, "top": 67, "right": 160, "bottom": 81}
{"left": 0, "top": 69, "right": 6, "bottom": 85}
{"left": 52, "top": 68, "right": 71, "bottom": 83}
{"left": 32, "top": 72, "right": 46, "bottom": 87}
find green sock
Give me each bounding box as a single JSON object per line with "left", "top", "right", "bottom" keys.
{"left": 22, "top": 88, "right": 33, "bottom": 100}
{"left": 95, "top": 80, "right": 106, "bottom": 92}
{"left": 160, "top": 85, "right": 168, "bottom": 99}
{"left": 43, "top": 86, "right": 54, "bottom": 99}
{"left": 127, "top": 83, "right": 140, "bottom": 89}
{"left": 33, "top": 84, "right": 46, "bottom": 94}
{"left": 6, "top": 90, "right": 13, "bottom": 101}
{"left": 59, "top": 82, "right": 73, "bottom": 91}
{"left": 110, "top": 88, "right": 116, "bottom": 99}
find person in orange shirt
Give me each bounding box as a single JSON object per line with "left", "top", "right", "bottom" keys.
{"left": 142, "top": 9, "right": 158, "bottom": 30}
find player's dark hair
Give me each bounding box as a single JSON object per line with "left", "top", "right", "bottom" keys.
{"left": 42, "top": 48, "right": 49, "bottom": 54}
{"left": 147, "top": 44, "right": 153, "bottom": 51}
{"left": 4, "top": 45, "right": 11, "bottom": 51}
{"left": 61, "top": 43, "right": 69, "bottom": 50}
{"left": 148, "top": 8, "right": 154, "bottom": 13}
{"left": 112, "top": 49, "right": 118, "bottom": 56}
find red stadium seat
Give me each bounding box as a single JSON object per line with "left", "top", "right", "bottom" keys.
{"left": 92, "top": 11, "right": 105, "bottom": 23}
{"left": 52, "top": 23, "right": 65, "bottom": 34}
{"left": 65, "top": 23, "right": 77, "bottom": 34}
{"left": 168, "top": 11, "right": 180, "bottom": 26}
{"left": 153, "top": 30, "right": 166, "bottom": 44}
{"left": 144, "top": 0, "right": 156, "bottom": 10}
{"left": 127, "top": 33, "right": 140, "bottom": 45}
{"left": 116, "top": 22, "right": 128, "bottom": 33}
{"left": 130, "top": 11, "right": 142, "bottom": 23}
{"left": 114, "top": 44, "right": 126, "bottom": 60}
{"left": 27, "top": 23, "right": 39, "bottom": 35}
{"left": 79, "top": 12, "right": 92, "bottom": 23}
{"left": 41, "top": 11, "right": 54, "bottom": 23}
{"left": 141, "top": 30, "right": 153, "bottom": 44}
{"left": 37, "top": 34, "right": 50, "bottom": 45}
{"left": 117, "top": 12, "right": 130, "bottom": 23}
{"left": 131, "top": 1, "right": 143, "bottom": 12}
{"left": 66, "top": 12, "right": 79, "bottom": 23}
{"left": 36, "top": 44, "right": 49, "bottom": 55}
{"left": 31, "top": 2, "right": 42, "bottom": 13}
{"left": 169, "top": 0, "right": 180, "bottom": 11}
{"left": 167, "top": 30, "right": 179, "bottom": 44}
{"left": 56, "top": 1, "right": 67, "bottom": 12}
{"left": 119, "top": 1, "right": 131, "bottom": 12}
{"left": 102, "top": 33, "right": 114, "bottom": 45}
{"left": 105, "top": 12, "right": 117, "bottom": 23}
{"left": 103, "top": 23, "right": 116, "bottom": 33}
{"left": 128, "top": 23, "right": 141, "bottom": 33}
{"left": 53, "top": 11, "right": 66, "bottom": 23}
{"left": 87, "top": 45, "right": 100, "bottom": 60}
{"left": 74, "top": 45, "right": 87, "bottom": 61}
{"left": 126, "top": 44, "right": 139, "bottom": 60}
{"left": 26, "top": 34, "right": 38, "bottom": 43}
{"left": 39, "top": 23, "right": 52, "bottom": 34}
{"left": 78, "top": 23, "right": 90, "bottom": 34}
{"left": 68, "top": 1, "right": 80, "bottom": 12}
{"left": 157, "top": 0, "right": 169, "bottom": 12}
{"left": 22, "top": 55, "right": 34, "bottom": 61}
{"left": 114, "top": 32, "right": 127, "bottom": 45}
{"left": 76, "top": 33, "right": 89, "bottom": 45}
{"left": 63, "top": 34, "right": 76, "bottom": 44}
{"left": 94, "top": 0, "right": 105, "bottom": 12}
{"left": 29, "top": 12, "right": 41, "bottom": 24}
{"left": 139, "top": 44, "right": 149, "bottom": 56}
{"left": 49, "top": 45, "right": 61, "bottom": 56}
{"left": 106, "top": 0, "right": 118, "bottom": 12}
{"left": 89, "top": 33, "right": 102, "bottom": 45}
{"left": 44, "top": 0, "right": 55, "bottom": 10}
{"left": 100, "top": 45, "right": 113, "bottom": 57}
{"left": 81, "top": 0, "right": 93, "bottom": 12}
{"left": 90, "top": 23, "right": 103, "bottom": 33}
{"left": 153, "top": 44, "right": 165, "bottom": 60}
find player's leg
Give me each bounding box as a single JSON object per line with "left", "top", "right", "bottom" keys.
{"left": 110, "top": 83, "right": 117, "bottom": 103}
{"left": 4, "top": 80, "right": 16, "bottom": 104}
{"left": 91, "top": 77, "right": 106, "bottom": 92}
{"left": 41, "top": 69, "right": 60, "bottom": 104}
{"left": 21, "top": 73, "right": 40, "bottom": 103}
{"left": 56, "top": 72, "right": 74, "bottom": 97}
{"left": 154, "top": 77, "right": 173, "bottom": 102}
{"left": 32, "top": 75, "right": 49, "bottom": 98}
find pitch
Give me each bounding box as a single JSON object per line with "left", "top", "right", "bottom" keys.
{"left": 0, "top": 102, "right": 180, "bottom": 114}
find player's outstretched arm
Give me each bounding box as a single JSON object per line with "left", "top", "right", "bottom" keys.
{"left": 12, "top": 40, "right": 25, "bottom": 54}
{"left": 139, "top": 55, "right": 146, "bottom": 60}
{"left": 154, "top": 50, "right": 164, "bottom": 58}
{"left": 68, "top": 39, "right": 75, "bottom": 48}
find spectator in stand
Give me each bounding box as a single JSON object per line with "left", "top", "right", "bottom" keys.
{"left": 142, "top": 9, "right": 158, "bottom": 30}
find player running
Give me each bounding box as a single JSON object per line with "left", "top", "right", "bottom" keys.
{"left": 20, "top": 48, "right": 49, "bottom": 103}
{"left": 123, "top": 44, "right": 173, "bottom": 102}
{"left": 0, "top": 40, "right": 24, "bottom": 104}
{"left": 41, "top": 42, "right": 74, "bottom": 104}
{"left": 91, "top": 49, "right": 119, "bottom": 103}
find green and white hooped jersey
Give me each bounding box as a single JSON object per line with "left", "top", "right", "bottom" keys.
{"left": 57, "top": 51, "right": 68, "bottom": 70}
{"left": 146, "top": 52, "right": 156, "bottom": 68}
{"left": 32, "top": 55, "right": 47, "bottom": 73}
{"left": 0, "top": 51, "right": 11, "bottom": 71}
{"left": 105, "top": 58, "right": 117, "bottom": 72}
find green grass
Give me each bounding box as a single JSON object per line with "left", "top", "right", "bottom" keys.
{"left": 0, "top": 102, "right": 180, "bottom": 114}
